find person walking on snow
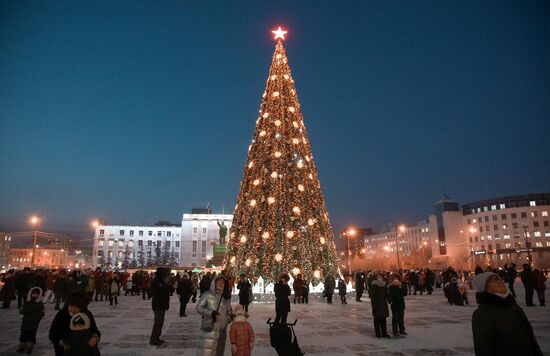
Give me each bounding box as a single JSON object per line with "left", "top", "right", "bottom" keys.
{"left": 229, "top": 304, "right": 255, "bottom": 356}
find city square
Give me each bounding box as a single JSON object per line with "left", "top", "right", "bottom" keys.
{"left": 1, "top": 1, "right": 550, "bottom": 355}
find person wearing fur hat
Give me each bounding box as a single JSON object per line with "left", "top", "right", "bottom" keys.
{"left": 370, "top": 273, "right": 390, "bottom": 338}
{"left": 49, "top": 292, "right": 101, "bottom": 356}
{"left": 196, "top": 275, "right": 233, "bottom": 356}
{"left": 62, "top": 312, "right": 100, "bottom": 356}
{"left": 17, "top": 287, "right": 45, "bottom": 353}
{"left": 472, "top": 272, "right": 542, "bottom": 356}
{"left": 388, "top": 274, "right": 408, "bottom": 337}
{"left": 229, "top": 304, "right": 254, "bottom": 356}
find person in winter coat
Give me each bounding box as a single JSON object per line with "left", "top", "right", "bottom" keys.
{"left": 141, "top": 274, "right": 152, "bottom": 300}
{"left": 15, "top": 269, "right": 31, "bottom": 309}
{"left": 338, "top": 277, "right": 347, "bottom": 304}
{"left": 196, "top": 275, "right": 233, "bottom": 356}
{"left": 1, "top": 270, "right": 16, "bottom": 309}
{"left": 355, "top": 272, "right": 365, "bottom": 302}
{"left": 191, "top": 273, "right": 200, "bottom": 303}
{"left": 472, "top": 272, "right": 542, "bottom": 356}
{"left": 446, "top": 278, "right": 465, "bottom": 306}
{"left": 520, "top": 264, "right": 535, "bottom": 306}
{"left": 236, "top": 274, "right": 252, "bottom": 312}
{"left": 94, "top": 270, "right": 105, "bottom": 302}
{"left": 370, "top": 274, "right": 390, "bottom": 338}
{"left": 150, "top": 267, "right": 171, "bottom": 346}
{"left": 229, "top": 304, "right": 255, "bottom": 356}
{"left": 176, "top": 273, "right": 193, "bottom": 317}
{"left": 387, "top": 274, "right": 407, "bottom": 337}
{"left": 292, "top": 274, "right": 304, "bottom": 304}
{"left": 324, "top": 274, "right": 336, "bottom": 304}
{"left": 85, "top": 273, "right": 96, "bottom": 301}
{"left": 274, "top": 274, "right": 291, "bottom": 323}
{"left": 505, "top": 263, "right": 518, "bottom": 298}
{"left": 63, "top": 312, "right": 100, "bottom": 356}
{"left": 108, "top": 276, "right": 120, "bottom": 307}
{"left": 425, "top": 269, "right": 435, "bottom": 295}
{"left": 49, "top": 292, "right": 101, "bottom": 356}
{"left": 533, "top": 268, "right": 546, "bottom": 306}
{"left": 17, "top": 287, "right": 45, "bottom": 353}
{"left": 199, "top": 272, "right": 212, "bottom": 295}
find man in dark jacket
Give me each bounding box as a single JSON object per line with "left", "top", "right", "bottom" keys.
{"left": 15, "top": 269, "right": 31, "bottom": 309}
{"left": 176, "top": 273, "right": 192, "bottom": 317}
{"left": 49, "top": 292, "right": 101, "bottom": 356}
{"left": 355, "top": 272, "right": 365, "bottom": 302}
{"left": 370, "top": 274, "right": 390, "bottom": 338}
{"left": 324, "top": 274, "right": 336, "bottom": 304}
{"left": 199, "top": 272, "right": 211, "bottom": 295}
{"left": 150, "top": 267, "right": 171, "bottom": 345}
{"left": 520, "top": 264, "right": 535, "bottom": 306}
{"left": 472, "top": 272, "right": 542, "bottom": 356}
{"left": 505, "top": 263, "right": 518, "bottom": 298}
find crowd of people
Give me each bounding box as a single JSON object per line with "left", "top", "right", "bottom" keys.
{"left": 0, "top": 263, "right": 547, "bottom": 355}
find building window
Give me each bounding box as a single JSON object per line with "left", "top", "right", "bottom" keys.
{"left": 484, "top": 216, "right": 489, "bottom": 222}
{"left": 128, "top": 241, "right": 134, "bottom": 247}
{"left": 534, "top": 231, "right": 541, "bottom": 237}
{"left": 535, "top": 242, "right": 542, "bottom": 247}
{"left": 511, "top": 213, "right": 517, "bottom": 219}
{"left": 503, "top": 234, "right": 510, "bottom": 239}
{"left": 500, "top": 204, "right": 506, "bottom": 209}
{"left": 486, "top": 225, "right": 490, "bottom": 232}
{"left": 166, "top": 241, "right": 170, "bottom": 248}
{"left": 157, "top": 241, "right": 161, "bottom": 248}
{"left": 202, "top": 228, "right": 207, "bottom": 235}
{"left": 533, "top": 221, "right": 539, "bottom": 227}
{"left": 544, "top": 221, "right": 549, "bottom": 227}
{"left": 480, "top": 226, "right": 484, "bottom": 232}
{"left": 493, "top": 224, "right": 499, "bottom": 230}
{"left": 501, "top": 214, "right": 507, "bottom": 219}
{"left": 167, "top": 231, "right": 172, "bottom": 237}
{"left": 147, "top": 251, "right": 152, "bottom": 258}
{"left": 472, "top": 218, "right": 477, "bottom": 224}
{"left": 175, "top": 241, "right": 180, "bottom": 248}
{"left": 530, "top": 211, "right": 538, "bottom": 218}
{"left": 505, "top": 243, "right": 511, "bottom": 248}
{"left": 148, "top": 241, "right": 152, "bottom": 247}
{"left": 138, "top": 240, "right": 143, "bottom": 247}
{"left": 521, "top": 212, "right": 527, "bottom": 218}
{"left": 99, "top": 229, "right": 105, "bottom": 236}
{"left": 98, "top": 239, "right": 104, "bottom": 247}
{"left": 492, "top": 215, "right": 497, "bottom": 221}
{"left": 530, "top": 201, "right": 536, "bottom": 206}
{"left": 512, "top": 222, "right": 519, "bottom": 229}
{"left": 193, "top": 227, "right": 198, "bottom": 235}
{"left": 130, "top": 230, "right": 134, "bottom": 236}
{"left": 118, "top": 241, "right": 124, "bottom": 247}
{"left": 108, "top": 240, "right": 114, "bottom": 247}
{"left": 202, "top": 241, "right": 206, "bottom": 251}
{"left": 119, "top": 230, "right": 125, "bottom": 236}
{"left": 491, "top": 205, "right": 497, "bottom": 211}
{"left": 139, "top": 230, "right": 144, "bottom": 236}
{"left": 502, "top": 224, "right": 508, "bottom": 229}
{"left": 148, "top": 231, "right": 153, "bottom": 236}
{"left": 542, "top": 211, "right": 548, "bottom": 217}
{"left": 192, "top": 241, "right": 197, "bottom": 253}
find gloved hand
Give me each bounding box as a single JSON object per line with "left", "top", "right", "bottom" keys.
{"left": 211, "top": 311, "right": 220, "bottom": 322}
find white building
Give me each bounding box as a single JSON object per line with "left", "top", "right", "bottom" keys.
{"left": 92, "top": 224, "right": 182, "bottom": 268}
{"left": 180, "top": 211, "right": 233, "bottom": 267}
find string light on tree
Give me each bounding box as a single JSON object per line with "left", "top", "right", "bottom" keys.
{"left": 223, "top": 26, "right": 339, "bottom": 284}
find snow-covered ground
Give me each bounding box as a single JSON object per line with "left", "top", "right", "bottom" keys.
{"left": 0, "top": 282, "right": 548, "bottom": 355}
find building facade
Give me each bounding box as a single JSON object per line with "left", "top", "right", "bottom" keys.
{"left": 92, "top": 224, "right": 182, "bottom": 268}
{"left": 9, "top": 248, "right": 68, "bottom": 269}
{"left": 462, "top": 193, "right": 550, "bottom": 269}
{"left": 180, "top": 211, "right": 233, "bottom": 268}
{"left": 359, "top": 193, "right": 550, "bottom": 270}
{"left": 1, "top": 232, "right": 11, "bottom": 271}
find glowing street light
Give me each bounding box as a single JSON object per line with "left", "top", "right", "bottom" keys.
{"left": 30, "top": 214, "right": 41, "bottom": 267}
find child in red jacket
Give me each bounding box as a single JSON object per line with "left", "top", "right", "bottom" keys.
{"left": 229, "top": 304, "right": 255, "bottom": 356}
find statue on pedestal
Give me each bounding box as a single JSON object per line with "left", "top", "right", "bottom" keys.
{"left": 217, "top": 220, "right": 228, "bottom": 245}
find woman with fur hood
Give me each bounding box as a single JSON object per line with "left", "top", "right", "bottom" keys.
{"left": 18, "top": 287, "right": 45, "bottom": 353}
{"left": 196, "top": 275, "right": 233, "bottom": 356}
{"left": 229, "top": 304, "right": 254, "bottom": 356}
{"left": 472, "top": 272, "right": 542, "bottom": 356}
{"left": 369, "top": 273, "right": 390, "bottom": 338}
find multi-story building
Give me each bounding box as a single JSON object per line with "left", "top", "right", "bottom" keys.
{"left": 9, "top": 248, "right": 68, "bottom": 269}
{"left": 92, "top": 223, "right": 182, "bottom": 268}
{"left": 180, "top": 209, "right": 233, "bottom": 268}
{"left": 359, "top": 193, "right": 550, "bottom": 270}
{"left": 1, "top": 232, "right": 11, "bottom": 271}
{"left": 462, "top": 193, "right": 550, "bottom": 269}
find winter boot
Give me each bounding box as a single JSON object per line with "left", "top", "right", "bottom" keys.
{"left": 24, "top": 342, "right": 34, "bottom": 354}
{"left": 16, "top": 342, "right": 25, "bottom": 353}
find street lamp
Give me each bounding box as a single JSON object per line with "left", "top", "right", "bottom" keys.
{"left": 30, "top": 214, "right": 41, "bottom": 267}
{"left": 344, "top": 228, "right": 356, "bottom": 275}
{"left": 468, "top": 227, "right": 477, "bottom": 271}
{"left": 395, "top": 225, "right": 406, "bottom": 270}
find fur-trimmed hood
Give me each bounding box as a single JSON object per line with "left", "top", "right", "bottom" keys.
{"left": 26, "top": 287, "right": 43, "bottom": 302}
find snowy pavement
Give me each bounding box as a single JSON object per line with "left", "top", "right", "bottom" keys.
{"left": 0, "top": 283, "right": 548, "bottom": 356}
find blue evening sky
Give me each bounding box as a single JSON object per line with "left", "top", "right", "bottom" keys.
{"left": 1, "top": 0, "right": 549, "bottom": 235}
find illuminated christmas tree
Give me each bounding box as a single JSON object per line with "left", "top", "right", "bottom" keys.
{"left": 224, "top": 27, "right": 339, "bottom": 284}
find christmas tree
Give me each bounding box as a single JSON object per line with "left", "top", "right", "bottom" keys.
{"left": 224, "top": 27, "right": 339, "bottom": 284}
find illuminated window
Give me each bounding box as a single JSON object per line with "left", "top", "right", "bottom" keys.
{"left": 542, "top": 211, "right": 548, "bottom": 217}
{"left": 534, "top": 231, "right": 541, "bottom": 237}
{"left": 491, "top": 205, "right": 497, "bottom": 211}
{"left": 535, "top": 242, "right": 542, "bottom": 247}
{"left": 503, "top": 234, "right": 510, "bottom": 239}
{"left": 502, "top": 224, "right": 508, "bottom": 229}
{"left": 98, "top": 239, "right": 104, "bottom": 247}
{"left": 108, "top": 240, "right": 114, "bottom": 247}
{"left": 500, "top": 204, "right": 506, "bottom": 209}
{"left": 505, "top": 243, "right": 511, "bottom": 248}
{"left": 118, "top": 241, "right": 123, "bottom": 247}
{"left": 530, "top": 201, "right": 536, "bottom": 206}
{"left": 531, "top": 211, "right": 538, "bottom": 218}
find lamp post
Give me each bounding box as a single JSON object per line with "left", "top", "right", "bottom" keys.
{"left": 522, "top": 222, "right": 532, "bottom": 265}
{"left": 468, "top": 227, "right": 477, "bottom": 271}
{"left": 30, "top": 214, "right": 41, "bottom": 267}
{"left": 396, "top": 225, "right": 406, "bottom": 270}
{"left": 345, "top": 228, "right": 356, "bottom": 275}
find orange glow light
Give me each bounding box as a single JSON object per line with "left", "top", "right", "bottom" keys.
{"left": 272, "top": 26, "right": 287, "bottom": 40}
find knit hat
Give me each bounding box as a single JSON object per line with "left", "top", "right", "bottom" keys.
{"left": 70, "top": 312, "right": 90, "bottom": 331}
{"left": 233, "top": 304, "right": 245, "bottom": 316}
{"left": 472, "top": 272, "right": 496, "bottom": 292}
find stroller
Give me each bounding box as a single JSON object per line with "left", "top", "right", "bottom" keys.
{"left": 267, "top": 318, "right": 305, "bottom": 356}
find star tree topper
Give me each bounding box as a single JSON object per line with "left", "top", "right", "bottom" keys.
{"left": 272, "top": 26, "right": 287, "bottom": 40}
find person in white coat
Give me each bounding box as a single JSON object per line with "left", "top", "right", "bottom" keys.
{"left": 196, "top": 275, "right": 233, "bottom": 356}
